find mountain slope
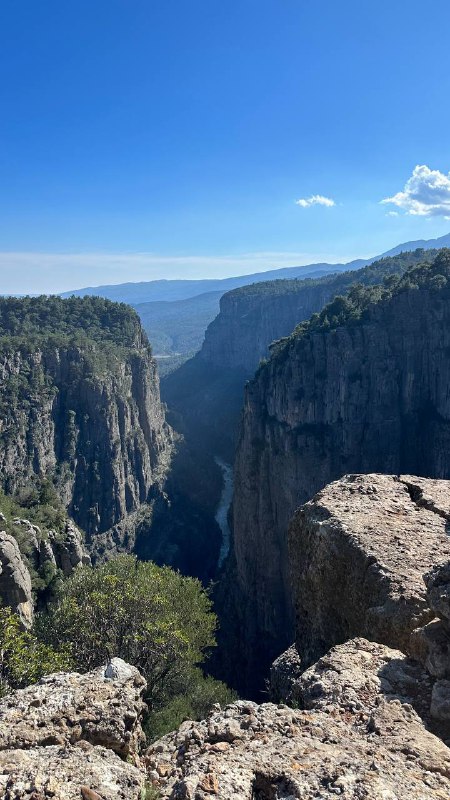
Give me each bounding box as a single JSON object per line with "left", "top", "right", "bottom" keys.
{"left": 0, "top": 296, "right": 173, "bottom": 541}
{"left": 61, "top": 232, "right": 450, "bottom": 305}
{"left": 223, "top": 249, "right": 450, "bottom": 693}
{"left": 162, "top": 248, "right": 435, "bottom": 461}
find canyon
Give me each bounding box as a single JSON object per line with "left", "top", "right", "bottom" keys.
{"left": 222, "top": 250, "right": 450, "bottom": 693}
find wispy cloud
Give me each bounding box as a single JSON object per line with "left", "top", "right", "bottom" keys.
{"left": 382, "top": 165, "right": 450, "bottom": 217}
{"left": 295, "top": 194, "right": 336, "bottom": 208}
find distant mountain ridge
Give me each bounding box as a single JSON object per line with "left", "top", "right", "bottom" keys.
{"left": 60, "top": 232, "right": 450, "bottom": 360}
{"left": 61, "top": 232, "right": 450, "bottom": 304}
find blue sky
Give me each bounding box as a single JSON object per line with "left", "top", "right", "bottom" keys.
{"left": 1, "top": 0, "right": 450, "bottom": 293}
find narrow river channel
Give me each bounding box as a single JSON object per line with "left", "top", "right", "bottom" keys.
{"left": 214, "top": 457, "right": 233, "bottom": 569}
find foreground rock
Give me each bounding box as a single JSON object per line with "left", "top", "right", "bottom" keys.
{"left": 0, "top": 744, "right": 144, "bottom": 800}
{"left": 0, "top": 658, "right": 147, "bottom": 799}
{"left": 289, "top": 473, "right": 450, "bottom": 668}
{"left": 146, "top": 639, "right": 450, "bottom": 799}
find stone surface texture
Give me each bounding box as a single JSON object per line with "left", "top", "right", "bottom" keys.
{"left": 0, "top": 658, "right": 147, "bottom": 800}
{"left": 0, "top": 531, "right": 33, "bottom": 627}
{"left": 146, "top": 639, "right": 450, "bottom": 800}
{"left": 289, "top": 474, "right": 450, "bottom": 668}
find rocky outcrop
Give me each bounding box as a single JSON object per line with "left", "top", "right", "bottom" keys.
{"left": 146, "top": 638, "right": 450, "bottom": 799}
{"left": 10, "top": 516, "right": 90, "bottom": 578}
{"left": 49, "top": 519, "right": 91, "bottom": 575}
{"left": 0, "top": 343, "right": 172, "bottom": 539}
{"left": 227, "top": 253, "right": 450, "bottom": 692}
{"left": 0, "top": 531, "right": 33, "bottom": 627}
{"left": 0, "top": 658, "right": 147, "bottom": 799}
{"left": 290, "top": 637, "right": 434, "bottom": 723}
{"left": 289, "top": 474, "right": 450, "bottom": 668}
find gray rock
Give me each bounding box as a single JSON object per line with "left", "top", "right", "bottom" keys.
{"left": 0, "top": 659, "right": 148, "bottom": 799}
{"left": 292, "top": 637, "right": 433, "bottom": 722}
{"left": 146, "top": 638, "right": 450, "bottom": 799}
{"left": 410, "top": 618, "right": 450, "bottom": 679}
{"left": 269, "top": 644, "right": 302, "bottom": 702}
{"left": 49, "top": 519, "right": 91, "bottom": 575}
{"left": 425, "top": 561, "right": 450, "bottom": 623}
{"left": 0, "top": 660, "right": 146, "bottom": 757}
{"left": 0, "top": 531, "right": 33, "bottom": 627}
{"left": 289, "top": 474, "right": 450, "bottom": 668}
{"left": 104, "top": 657, "right": 136, "bottom": 682}
{"left": 431, "top": 679, "right": 450, "bottom": 722}
{"left": 0, "top": 744, "right": 144, "bottom": 800}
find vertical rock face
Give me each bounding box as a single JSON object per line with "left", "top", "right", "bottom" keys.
{"left": 227, "top": 253, "right": 450, "bottom": 693}
{"left": 288, "top": 474, "right": 450, "bottom": 667}
{"left": 0, "top": 305, "right": 173, "bottom": 540}
{"left": 163, "top": 249, "right": 432, "bottom": 460}
{"left": 0, "top": 531, "right": 33, "bottom": 627}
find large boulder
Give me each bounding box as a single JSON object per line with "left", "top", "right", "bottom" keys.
{"left": 49, "top": 519, "right": 91, "bottom": 576}
{"left": 289, "top": 473, "right": 450, "bottom": 667}
{"left": 0, "top": 743, "right": 144, "bottom": 800}
{"left": 146, "top": 638, "right": 450, "bottom": 799}
{"left": 0, "top": 531, "right": 33, "bottom": 627}
{"left": 0, "top": 658, "right": 147, "bottom": 799}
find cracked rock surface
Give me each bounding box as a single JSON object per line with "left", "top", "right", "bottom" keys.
{"left": 289, "top": 473, "right": 450, "bottom": 667}
{"left": 146, "top": 639, "right": 450, "bottom": 799}
{"left": 0, "top": 658, "right": 147, "bottom": 799}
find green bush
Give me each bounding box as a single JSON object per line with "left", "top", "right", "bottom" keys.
{"left": 144, "top": 667, "right": 237, "bottom": 741}
{"left": 40, "top": 555, "right": 218, "bottom": 711}
{"left": 0, "top": 606, "right": 72, "bottom": 697}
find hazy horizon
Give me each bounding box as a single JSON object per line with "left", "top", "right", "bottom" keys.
{"left": 1, "top": 1, "right": 450, "bottom": 294}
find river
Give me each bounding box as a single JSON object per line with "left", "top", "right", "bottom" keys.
{"left": 214, "top": 457, "right": 233, "bottom": 569}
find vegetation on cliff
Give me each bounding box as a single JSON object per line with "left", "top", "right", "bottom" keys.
{"left": 229, "top": 248, "right": 436, "bottom": 302}
{"left": 36, "top": 554, "right": 235, "bottom": 739}
{"left": 0, "top": 295, "right": 147, "bottom": 353}
{"left": 0, "top": 606, "right": 71, "bottom": 697}
{"left": 269, "top": 249, "right": 450, "bottom": 359}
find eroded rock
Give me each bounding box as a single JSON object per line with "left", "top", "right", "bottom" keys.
{"left": 0, "top": 658, "right": 146, "bottom": 757}
{"left": 289, "top": 474, "right": 450, "bottom": 667}
{"left": 0, "top": 742, "right": 144, "bottom": 800}
{"left": 0, "top": 658, "right": 147, "bottom": 799}
{"left": 0, "top": 530, "right": 33, "bottom": 627}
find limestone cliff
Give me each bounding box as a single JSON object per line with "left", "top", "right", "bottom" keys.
{"left": 163, "top": 249, "right": 433, "bottom": 460}
{"left": 225, "top": 251, "right": 450, "bottom": 692}
{"left": 0, "top": 297, "right": 173, "bottom": 542}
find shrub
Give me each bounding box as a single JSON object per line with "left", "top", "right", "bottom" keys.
{"left": 40, "top": 555, "right": 218, "bottom": 711}
{"left": 0, "top": 606, "right": 72, "bottom": 697}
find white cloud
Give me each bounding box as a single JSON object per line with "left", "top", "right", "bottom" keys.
{"left": 382, "top": 165, "right": 450, "bottom": 217}
{"left": 295, "top": 194, "right": 336, "bottom": 208}
{"left": 386, "top": 211, "right": 399, "bottom": 217}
